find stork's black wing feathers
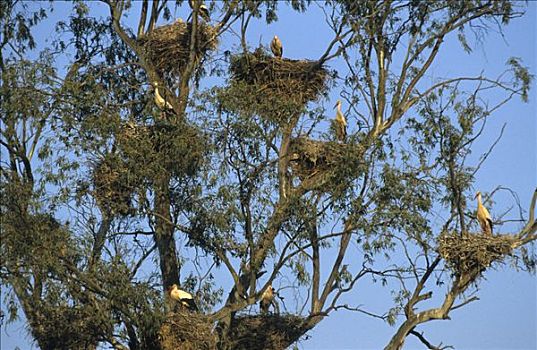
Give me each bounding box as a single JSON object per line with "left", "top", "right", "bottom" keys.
{"left": 181, "top": 298, "right": 199, "bottom": 311}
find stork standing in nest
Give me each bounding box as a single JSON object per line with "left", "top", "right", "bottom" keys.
{"left": 475, "top": 191, "right": 493, "bottom": 235}
{"left": 333, "top": 100, "right": 347, "bottom": 142}
{"left": 271, "top": 35, "right": 283, "bottom": 58}
{"left": 168, "top": 284, "right": 199, "bottom": 311}
{"left": 152, "top": 81, "right": 173, "bottom": 111}
{"left": 259, "top": 285, "right": 276, "bottom": 314}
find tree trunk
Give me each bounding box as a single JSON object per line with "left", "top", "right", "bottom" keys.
{"left": 384, "top": 319, "right": 417, "bottom": 350}
{"left": 154, "top": 173, "right": 180, "bottom": 289}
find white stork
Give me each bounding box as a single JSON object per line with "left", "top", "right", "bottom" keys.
{"left": 270, "top": 35, "right": 283, "bottom": 58}
{"left": 152, "top": 81, "right": 173, "bottom": 111}
{"left": 475, "top": 191, "right": 493, "bottom": 235}
{"left": 333, "top": 100, "right": 347, "bottom": 142}
{"left": 188, "top": 0, "right": 210, "bottom": 21}
{"left": 169, "top": 284, "right": 198, "bottom": 311}
{"left": 259, "top": 285, "right": 275, "bottom": 314}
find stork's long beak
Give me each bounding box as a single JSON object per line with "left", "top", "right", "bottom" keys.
{"left": 474, "top": 192, "right": 480, "bottom": 199}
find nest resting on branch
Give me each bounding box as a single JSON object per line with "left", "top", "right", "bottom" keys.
{"left": 438, "top": 232, "right": 517, "bottom": 273}
{"left": 32, "top": 305, "right": 112, "bottom": 350}
{"left": 288, "top": 136, "right": 365, "bottom": 191}
{"left": 159, "top": 312, "right": 217, "bottom": 350}
{"left": 138, "top": 21, "right": 218, "bottom": 77}
{"left": 92, "top": 153, "right": 138, "bottom": 216}
{"left": 225, "top": 48, "right": 330, "bottom": 122}
{"left": 289, "top": 137, "right": 346, "bottom": 178}
{"left": 228, "top": 314, "right": 307, "bottom": 350}
{"left": 117, "top": 121, "right": 206, "bottom": 179}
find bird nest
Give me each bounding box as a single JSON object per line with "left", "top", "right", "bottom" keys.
{"left": 31, "top": 304, "right": 112, "bottom": 350}
{"left": 438, "top": 232, "right": 517, "bottom": 274}
{"left": 92, "top": 153, "right": 138, "bottom": 216}
{"left": 138, "top": 21, "right": 218, "bottom": 78}
{"left": 159, "top": 311, "right": 217, "bottom": 350}
{"left": 117, "top": 121, "right": 206, "bottom": 179}
{"left": 227, "top": 314, "right": 307, "bottom": 350}
{"left": 288, "top": 136, "right": 365, "bottom": 191}
{"left": 289, "top": 137, "right": 345, "bottom": 178}
{"left": 225, "top": 48, "right": 331, "bottom": 123}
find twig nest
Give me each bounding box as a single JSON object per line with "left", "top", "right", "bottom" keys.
{"left": 117, "top": 121, "right": 206, "bottom": 180}
{"left": 159, "top": 311, "right": 217, "bottom": 350}
{"left": 138, "top": 21, "right": 218, "bottom": 78}
{"left": 289, "top": 136, "right": 365, "bottom": 192}
{"left": 224, "top": 48, "right": 331, "bottom": 123}
{"left": 438, "top": 232, "right": 516, "bottom": 273}
{"left": 228, "top": 314, "right": 307, "bottom": 350}
{"left": 92, "top": 153, "right": 138, "bottom": 216}
{"left": 3, "top": 212, "right": 72, "bottom": 271}
{"left": 31, "top": 304, "right": 113, "bottom": 350}
{"left": 289, "top": 137, "right": 346, "bottom": 179}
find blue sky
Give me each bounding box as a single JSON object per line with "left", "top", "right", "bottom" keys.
{"left": 1, "top": 2, "right": 535, "bottom": 349}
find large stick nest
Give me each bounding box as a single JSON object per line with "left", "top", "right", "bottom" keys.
{"left": 159, "top": 311, "right": 217, "bottom": 350}
{"left": 117, "top": 121, "right": 206, "bottom": 179}
{"left": 438, "top": 232, "right": 517, "bottom": 274}
{"left": 224, "top": 48, "right": 331, "bottom": 122}
{"left": 228, "top": 314, "right": 307, "bottom": 350}
{"left": 31, "top": 304, "right": 113, "bottom": 350}
{"left": 138, "top": 21, "right": 218, "bottom": 78}
{"left": 289, "top": 137, "right": 346, "bottom": 178}
{"left": 289, "top": 136, "right": 365, "bottom": 191}
{"left": 92, "top": 153, "right": 138, "bottom": 216}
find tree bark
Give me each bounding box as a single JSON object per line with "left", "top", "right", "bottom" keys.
{"left": 154, "top": 173, "right": 180, "bottom": 289}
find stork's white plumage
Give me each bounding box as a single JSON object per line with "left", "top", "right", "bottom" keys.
{"left": 199, "top": 4, "right": 210, "bottom": 21}
{"left": 188, "top": 0, "right": 210, "bottom": 21}
{"left": 334, "top": 100, "right": 347, "bottom": 142}
{"left": 169, "top": 284, "right": 198, "bottom": 311}
{"left": 259, "top": 285, "right": 275, "bottom": 314}
{"left": 475, "top": 191, "right": 493, "bottom": 235}
{"left": 153, "top": 82, "right": 173, "bottom": 110}
{"left": 270, "top": 35, "right": 283, "bottom": 58}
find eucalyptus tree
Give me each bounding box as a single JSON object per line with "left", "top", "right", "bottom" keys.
{"left": 1, "top": 1, "right": 535, "bottom": 349}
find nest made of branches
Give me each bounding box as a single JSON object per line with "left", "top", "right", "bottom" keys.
{"left": 289, "top": 136, "right": 345, "bottom": 178}
{"left": 159, "top": 311, "right": 217, "bottom": 350}
{"left": 138, "top": 21, "right": 218, "bottom": 78}
{"left": 225, "top": 48, "right": 330, "bottom": 122}
{"left": 117, "top": 121, "right": 206, "bottom": 179}
{"left": 438, "top": 232, "right": 517, "bottom": 274}
{"left": 288, "top": 136, "right": 365, "bottom": 191}
{"left": 32, "top": 305, "right": 113, "bottom": 350}
{"left": 228, "top": 314, "right": 307, "bottom": 350}
{"left": 92, "top": 153, "right": 138, "bottom": 216}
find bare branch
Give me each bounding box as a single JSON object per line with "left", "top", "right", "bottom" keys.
{"left": 409, "top": 328, "right": 453, "bottom": 350}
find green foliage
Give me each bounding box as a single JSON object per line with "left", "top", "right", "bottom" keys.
{"left": 1, "top": 1, "right": 534, "bottom": 349}
{"left": 0, "top": 0, "right": 51, "bottom": 56}
{"left": 507, "top": 57, "right": 533, "bottom": 102}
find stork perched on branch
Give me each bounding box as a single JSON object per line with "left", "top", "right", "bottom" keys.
{"left": 333, "top": 100, "right": 347, "bottom": 142}
{"left": 168, "top": 284, "right": 198, "bottom": 311}
{"left": 475, "top": 191, "right": 493, "bottom": 235}
{"left": 270, "top": 35, "right": 283, "bottom": 58}
{"left": 152, "top": 81, "right": 173, "bottom": 111}
{"left": 188, "top": 0, "right": 210, "bottom": 21}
